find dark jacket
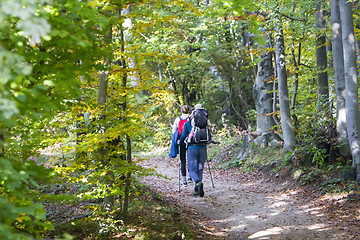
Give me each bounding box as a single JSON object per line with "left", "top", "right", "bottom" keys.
{"left": 169, "top": 131, "right": 179, "bottom": 158}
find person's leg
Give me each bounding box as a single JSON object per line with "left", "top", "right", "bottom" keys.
{"left": 179, "top": 145, "right": 187, "bottom": 177}
{"left": 187, "top": 161, "right": 192, "bottom": 182}
{"left": 195, "top": 147, "right": 207, "bottom": 197}
{"left": 187, "top": 148, "right": 200, "bottom": 184}
{"left": 185, "top": 147, "right": 192, "bottom": 182}
{"left": 198, "top": 147, "right": 207, "bottom": 183}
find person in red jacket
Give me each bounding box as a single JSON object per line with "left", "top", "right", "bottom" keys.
{"left": 172, "top": 105, "right": 192, "bottom": 186}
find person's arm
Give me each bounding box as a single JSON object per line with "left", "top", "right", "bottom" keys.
{"left": 179, "top": 121, "right": 191, "bottom": 143}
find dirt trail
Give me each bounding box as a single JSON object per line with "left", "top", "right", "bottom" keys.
{"left": 141, "top": 152, "right": 349, "bottom": 240}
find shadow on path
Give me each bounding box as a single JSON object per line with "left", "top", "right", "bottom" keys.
{"left": 142, "top": 154, "right": 349, "bottom": 240}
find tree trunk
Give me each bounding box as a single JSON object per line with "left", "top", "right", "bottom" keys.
{"left": 122, "top": 6, "right": 139, "bottom": 87}
{"left": 274, "top": 22, "right": 296, "bottom": 151}
{"left": 98, "top": 29, "right": 114, "bottom": 211}
{"left": 339, "top": 0, "right": 360, "bottom": 180}
{"left": 290, "top": 42, "right": 300, "bottom": 110}
{"left": 0, "top": 134, "right": 4, "bottom": 157}
{"left": 122, "top": 135, "right": 132, "bottom": 220}
{"left": 159, "top": 62, "right": 162, "bottom": 82}
{"left": 98, "top": 30, "right": 112, "bottom": 105}
{"left": 315, "top": 2, "right": 329, "bottom": 112}
{"left": 120, "top": 8, "right": 133, "bottom": 219}
{"left": 331, "top": 0, "right": 350, "bottom": 157}
{"left": 253, "top": 36, "right": 281, "bottom": 147}
{"left": 290, "top": 3, "right": 301, "bottom": 111}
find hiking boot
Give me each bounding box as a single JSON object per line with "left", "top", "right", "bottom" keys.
{"left": 188, "top": 177, "right": 193, "bottom": 183}
{"left": 198, "top": 182, "right": 204, "bottom": 197}
{"left": 183, "top": 181, "right": 188, "bottom": 187}
{"left": 193, "top": 184, "right": 199, "bottom": 197}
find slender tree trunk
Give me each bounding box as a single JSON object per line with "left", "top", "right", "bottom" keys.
{"left": 290, "top": 3, "right": 300, "bottom": 110}
{"left": 0, "top": 134, "right": 4, "bottom": 157}
{"left": 120, "top": 12, "right": 132, "bottom": 219}
{"left": 122, "top": 6, "right": 138, "bottom": 87}
{"left": 268, "top": 37, "right": 280, "bottom": 126}
{"left": 290, "top": 43, "right": 300, "bottom": 110}
{"left": 274, "top": 22, "right": 296, "bottom": 151}
{"left": 331, "top": 0, "right": 350, "bottom": 157}
{"left": 158, "top": 63, "right": 162, "bottom": 82}
{"left": 169, "top": 73, "right": 181, "bottom": 104}
{"left": 98, "top": 29, "right": 114, "bottom": 211}
{"left": 339, "top": 0, "right": 360, "bottom": 180}
{"left": 98, "top": 30, "right": 112, "bottom": 105}
{"left": 315, "top": 2, "right": 329, "bottom": 112}
{"left": 122, "top": 135, "right": 131, "bottom": 219}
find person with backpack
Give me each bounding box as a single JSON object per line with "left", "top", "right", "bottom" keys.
{"left": 172, "top": 105, "right": 192, "bottom": 186}
{"left": 179, "top": 104, "right": 211, "bottom": 197}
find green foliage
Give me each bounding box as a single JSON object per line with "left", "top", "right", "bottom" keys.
{"left": 319, "top": 177, "right": 343, "bottom": 192}
{"left": 133, "top": 0, "right": 258, "bottom": 128}
{"left": 294, "top": 112, "right": 332, "bottom": 168}
{"left": 0, "top": 158, "right": 54, "bottom": 239}
{"left": 143, "top": 91, "right": 179, "bottom": 148}
{"left": 1, "top": 0, "right": 358, "bottom": 237}
{"left": 134, "top": 0, "right": 209, "bottom": 105}
{"left": 42, "top": 2, "right": 183, "bottom": 227}
{"left": 296, "top": 167, "right": 324, "bottom": 185}
{"left": 296, "top": 164, "right": 349, "bottom": 189}
{"left": 0, "top": 0, "right": 111, "bottom": 237}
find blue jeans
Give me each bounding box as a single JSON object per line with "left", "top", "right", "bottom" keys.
{"left": 187, "top": 147, "right": 207, "bottom": 183}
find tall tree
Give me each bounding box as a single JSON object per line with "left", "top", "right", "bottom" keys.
{"left": 339, "top": 0, "right": 360, "bottom": 180}
{"left": 290, "top": 3, "right": 303, "bottom": 111}
{"left": 331, "top": 0, "right": 350, "bottom": 157}
{"left": 274, "top": 20, "right": 297, "bottom": 150}
{"left": 315, "top": 1, "right": 329, "bottom": 112}
{"left": 98, "top": 27, "right": 114, "bottom": 210}
{"left": 120, "top": 5, "right": 133, "bottom": 220}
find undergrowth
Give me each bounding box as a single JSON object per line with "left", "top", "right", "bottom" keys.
{"left": 42, "top": 184, "right": 194, "bottom": 239}
{"left": 208, "top": 133, "right": 356, "bottom": 195}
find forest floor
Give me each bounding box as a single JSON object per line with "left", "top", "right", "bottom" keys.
{"left": 141, "top": 148, "right": 360, "bottom": 240}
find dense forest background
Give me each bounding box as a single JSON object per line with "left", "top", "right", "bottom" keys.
{"left": 1, "top": 0, "right": 360, "bottom": 239}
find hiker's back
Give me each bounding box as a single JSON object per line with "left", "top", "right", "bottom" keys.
{"left": 192, "top": 108, "right": 208, "bottom": 128}
{"left": 187, "top": 107, "right": 211, "bottom": 145}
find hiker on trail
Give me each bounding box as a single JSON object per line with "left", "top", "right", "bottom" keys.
{"left": 179, "top": 103, "right": 211, "bottom": 197}
{"left": 172, "top": 105, "right": 192, "bottom": 186}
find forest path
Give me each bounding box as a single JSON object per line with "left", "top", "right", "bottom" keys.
{"left": 141, "top": 150, "right": 351, "bottom": 240}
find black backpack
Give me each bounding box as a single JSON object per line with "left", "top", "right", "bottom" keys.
{"left": 187, "top": 108, "right": 212, "bottom": 145}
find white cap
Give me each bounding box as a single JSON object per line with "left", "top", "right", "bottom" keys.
{"left": 194, "top": 104, "right": 202, "bottom": 109}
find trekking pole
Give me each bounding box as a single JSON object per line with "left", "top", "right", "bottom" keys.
{"left": 207, "top": 160, "right": 215, "bottom": 188}
{"left": 207, "top": 140, "right": 219, "bottom": 188}
{"left": 178, "top": 162, "right": 181, "bottom": 193}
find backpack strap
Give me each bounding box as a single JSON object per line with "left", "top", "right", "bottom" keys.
{"left": 179, "top": 116, "right": 189, "bottom": 120}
